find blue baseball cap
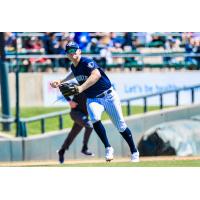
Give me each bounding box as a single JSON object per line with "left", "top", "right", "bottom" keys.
{"left": 65, "top": 42, "right": 79, "bottom": 53}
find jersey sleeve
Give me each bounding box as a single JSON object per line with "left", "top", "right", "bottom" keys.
{"left": 85, "top": 59, "right": 99, "bottom": 75}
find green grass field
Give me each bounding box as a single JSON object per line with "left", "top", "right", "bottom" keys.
{"left": 7, "top": 159, "right": 199, "bottom": 167}
{"left": 57, "top": 160, "right": 200, "bottom": 167}
{"left": 1, "top": 105, "right": 171, "bottom": 136}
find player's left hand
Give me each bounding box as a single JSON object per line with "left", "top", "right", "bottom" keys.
{"left": 59, "top": 82, "right": 79, "bottom": 97}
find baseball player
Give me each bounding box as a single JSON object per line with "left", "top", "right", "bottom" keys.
{"left": 56, "top": 92, "right": 94, "bottom": 164}
{"left": 50, "top": 42, "right": 139, "bottom": 162}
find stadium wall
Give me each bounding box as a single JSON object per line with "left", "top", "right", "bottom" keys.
{"left": 1, "top": 104, "right": 200, "bottom": 161}
{"left": 1, "top": 71, "right": 200, "bottom": 107}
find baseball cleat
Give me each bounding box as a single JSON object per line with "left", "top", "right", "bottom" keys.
{"left": 105, "top": 147, "right": 114, "bottom": 162}
{"left": 57, "top": 149, "right": 65, "bottom": 164}
{"left": 81, "top": 149, "right": 95, "bottom": 156}
{"left": 81, "top": 146, "right": 95, "bottom": 156}
{"left": 131, "top": 151, "right": 140, "bottom": 162}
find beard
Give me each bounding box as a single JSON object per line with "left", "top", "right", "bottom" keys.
{"left": 68, "top": 54, "right": 78, "bottom": 61}
{"left": 72, "top": 54, "right": 78, "bottom": 60}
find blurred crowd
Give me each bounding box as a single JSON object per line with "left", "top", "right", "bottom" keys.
{"left": 4, "top": 32, "right": 200, "bottom": 72}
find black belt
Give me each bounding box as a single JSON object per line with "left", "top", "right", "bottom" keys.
{"left": 96, "top": 89, "right": 112, "bottom": 98}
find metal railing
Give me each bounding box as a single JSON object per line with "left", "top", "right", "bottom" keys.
{"left": 0, "top": 109, "right": 70, "bottom": 137}
{"left": 5, "top": 52, "right": 200, "bottom": 59}
{"left": 1, "top": 85, "right": 200, "bottom": 137}
{"left": 121, "top": 84, "right": 200, "bottom": 116}
{"left": 5, "top": 52, "right": 200, "bottom": 72}
{"left": 19, "top": 109, "right": 70, "bottom": 137}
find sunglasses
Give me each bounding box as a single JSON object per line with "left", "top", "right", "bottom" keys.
{"left": 66, "top": 48, "right": 78, "bottom": 54}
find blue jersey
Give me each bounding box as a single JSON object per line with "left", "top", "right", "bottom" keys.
{"left": 70, "top": 57, "right": 111, "bottom": 98}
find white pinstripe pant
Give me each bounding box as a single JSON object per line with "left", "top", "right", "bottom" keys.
{"left": 86, "top": 88, "right": 127, "bottom": 132}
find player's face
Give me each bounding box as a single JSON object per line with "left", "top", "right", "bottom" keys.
{"left": 66, "top": 49, "right": 81, "bottom": 61}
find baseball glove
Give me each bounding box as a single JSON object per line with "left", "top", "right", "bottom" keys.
{"left": 59, "top": 82, "right": 79, "bottom": 97}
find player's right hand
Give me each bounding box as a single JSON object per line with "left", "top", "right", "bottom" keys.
{"left": 50, "top": 80, "right": 61, "bottom": 88}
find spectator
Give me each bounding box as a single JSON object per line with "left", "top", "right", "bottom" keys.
{"left": 185, "top": 37, "right": 197, "bottom": 65}
{"left": 123, "top": 38, "right": 139, "bottom": 68}
{"left": 99, "top": 45, "right": 113, "bottom": 68}
{"left": 23, "top": 36, "right": 46, "bottom": 71}
{"left": 4, "top": 32, "right": 200, "bottom": 72}
{"left": 33, "top": 37, "right": 44, "bottom": 51}
{"left": 163, "top": 38, "right": 174, "bottom": 65}
{"left": 99, "top": 32, "right": 112, "bottom": 47}
{"left": 57, "top": 37, "right": 70, "bottom": 69}
{"left": 86, "top": 37, "right": 104, "bottom": 67}
{"left": 163, "top": 37, "right": 184, "bottom": 65}
{"left": 4, "top": 32, "right": 16, "bottom": 52}
{"left": 45, "top": 32, "right": 59, "bottom": 54}
{"left": 110, "top": 32, "right": 124, "bottom": 47}
{"left": 136, "top": 32, "right": 147, "bottom": 46}
{"left": 42, "top": 32, "right": 50, "bottom": 52}
{"left": 86, "top": 38, "right": 100, "bottom": 54}
{"left": 149, "top": 33, "right": 166, "bottom": 47}
{"left": 111, "top": 42, "right": 124, "bottom": 66}
{"left": 43, "top": 32, "right": 59, "bottom": 69}
{"left": 73, "top": 32, "right": 91, "bottom": 51}
{"left": 171, "top": 38, "right": 183, "bottom": 64}
{"left": 122, "top": 32, "right": 133, "bottom": 50}
{"left": 193, "top": 39, "right": 200, "bottom": 69}
{"left": 24, "top": 36, "right": 43, "bottom": 52}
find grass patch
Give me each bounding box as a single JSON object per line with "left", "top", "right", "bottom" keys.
{"left": 25, "top": 159, "right": 200, "bottom": 167}
{"left": 1, "top": 105, "right": 172, "bottom": 136}
{"left": 59, "top": 160, "right": 200, "bottom": 167}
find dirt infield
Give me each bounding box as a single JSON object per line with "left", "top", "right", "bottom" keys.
{"left": 1, "top": 156, "right": 200, "bottom": 167}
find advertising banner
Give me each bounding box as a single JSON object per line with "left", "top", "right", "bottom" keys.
{"left": 43, "top": 72, "right": 200, "bottom": 106}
